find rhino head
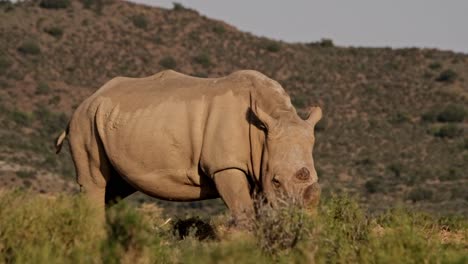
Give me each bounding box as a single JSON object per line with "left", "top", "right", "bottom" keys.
{"left": 253, "top": 105, "right": 322, "bottom": 210}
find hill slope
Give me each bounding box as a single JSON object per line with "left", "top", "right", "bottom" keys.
{"left": 0, "top": 0, "right": 467, "bottom": 215}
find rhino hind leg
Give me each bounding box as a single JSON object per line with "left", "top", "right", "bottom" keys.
{"left": 105, "top": 172, "right": 137, "bottom": 206}
{"left": 68, "top": 127, "right": 113, "bottom": 222}
{"left": 213, "top": 169, "right": 254, "bottom": 228}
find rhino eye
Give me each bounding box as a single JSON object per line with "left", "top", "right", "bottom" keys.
{"left": 272, "top": 176, "right": 281, "bottom": 188}
{"left": 295, "top": 167, "right": 310, "bottom": 181}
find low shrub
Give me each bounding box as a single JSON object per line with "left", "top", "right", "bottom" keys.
{"left": 80, "top": 0, "right": 105, "bottom": 14}
{"left": 159, "top": 56, "right": 176, "bottom": 69}
{"left": 212, "top": 24, "right": 226, "bottom": 34}
{"left": 33, "top": 106, "right": 68, "bottom": 135}
{"left": 173, "top": 217, "right": 216, "bottom": 240}
{"left": 9, "top": 110, "right": 32, "bottom": 126}
{"left": 0, "top": 192, "right": 466, "bottom": 263}
{"left": 435, "top": 69, "right": 458, "bottom": 83}
{"left": 365, "top": 178, "right": 383, "bottom": 194}
{"left": 319, "top": 38, "right": 334, "bottom": 47}
{"left": 434, "top": 124, "right": 463, "bottom": 138}
{"left": 80, "top": 0, "right": 94, "bottom": 9}
{"left": 44, "top": 26, "right": 63, "bottom": 38}
{"left": 254, "top": 199, "right": 312, "bottom": 255}
{"left": 49, "top": 95, "right": 61, "bottom": 105}
{"left": 35, "top": 82, "right": 50, "bottom": 94}
{"left": 421, "top": 109, "right": 438, "bottom": 122}
{"left": 173, "top": 2, "right": 185, "bottom": 11}
{"left": 103, "top": 202, "right": 165, "bottom": 262}
{"left": 39, "top": 0, "right": 70, "bottom": 9}
{"left": 0, "top": 191, "right": 101, "bottom": 263}
{"left": 389, "top": 112, "right": 410, "bottom": 124}
{"left": 17, "top": 40, "right": 41, "bottom": 55}
{"left": 437, "top": 104, "right": 466, "bottom": 122}
{"left": 428, "top": 62, "right": 441, "bottom": 70}
{"left": 193, "top": 53, "right": 212, "bottom": 68}
{"left": 408, "top": 187, "right": 433, "bottom": 202}
{"left": 387, "top": 163, "right": 403, "bottom": 178}
{"left": 439, "top": 168, "right": 463, "bottom": 182}
{"left": 131, "top": 14, "right": 148, "bottom": 29}
{"left": 0, "top": 54, "right": 11, "bottom": 74}
{"left": 16, "top": 169, "right": 36, "bottom": 179}
{"left": 263, "top": 42, "right": 281, "bottom": 53}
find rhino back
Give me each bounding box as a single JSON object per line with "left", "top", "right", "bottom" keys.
{"left": 88, "top": 71, "right": 253, "bottom": 185}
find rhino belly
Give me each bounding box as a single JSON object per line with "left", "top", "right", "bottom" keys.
{"left": 97, "top": 100, "right": 211, "bottom": 199}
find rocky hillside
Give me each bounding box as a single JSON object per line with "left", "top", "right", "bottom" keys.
{"left": 0, "top": 0, "right": 467, "bottom": 215}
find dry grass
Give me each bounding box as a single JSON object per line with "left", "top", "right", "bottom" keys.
{"left": 0, "top": 190, "right": 466, "bottom": 263}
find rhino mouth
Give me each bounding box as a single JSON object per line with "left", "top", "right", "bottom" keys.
{"left": 302, "top": 182, "right": 321, "bottom": 208}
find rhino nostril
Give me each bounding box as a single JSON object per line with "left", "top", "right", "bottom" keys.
{"left": 295, "top": 167, "right": 310, "bottom": 181}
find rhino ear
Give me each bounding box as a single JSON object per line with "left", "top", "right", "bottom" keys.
{"left": 250, "top": 101, "right": 276, "bottom": 131}
{"left": 306, "top": 106, "right": 322, "bottom": 127}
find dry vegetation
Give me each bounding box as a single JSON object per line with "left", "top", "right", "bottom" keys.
{"left": 0, "top": 190, "right": 466, "bottom": 263}
{"left": 0, "top": 0, "right": 467, "bottom": 218}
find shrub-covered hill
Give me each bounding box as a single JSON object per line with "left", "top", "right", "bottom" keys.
{"left": 0, "top": 0, "right": 467, "bottom": 215}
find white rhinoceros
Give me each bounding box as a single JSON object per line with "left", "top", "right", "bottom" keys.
{"left": 56, "top": 70, "right": 322, "bottom": 224}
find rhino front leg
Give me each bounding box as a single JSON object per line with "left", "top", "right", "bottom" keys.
{"left": 213, "top": 169, "right": 254, "bottom": 227}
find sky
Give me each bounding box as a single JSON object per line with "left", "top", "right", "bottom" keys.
{"left": 131, "top": 0, "right": 468, "bottom": 54}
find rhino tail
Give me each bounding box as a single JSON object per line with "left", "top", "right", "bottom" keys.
{"left": 55, "top": 124, "right": 69, "bottom": 154}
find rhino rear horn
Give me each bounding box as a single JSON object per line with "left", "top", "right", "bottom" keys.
{"left": 306, "top": 106, "right": 322, "bottom": 127}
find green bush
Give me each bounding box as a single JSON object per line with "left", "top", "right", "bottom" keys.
{"left": 319, "top": 38, "right": 334, "bottom": 47}
{"left": 387, "top": 163, "right": 403, "bottom": 178}
{"left": 16, "top": 169, "right": 36, "bottom": 179}
{"left": 0, "top": 191, "right": 101, "bottom": 263}
{"left": 254, "top": 199, "right": 312, "bottom": 255}
{"left": 34, "top": 106, "right": 68, "bottom": 135}
{"left": 39, "top": 0, "right": 70, "bottom": 9}
{"left": 434, "top": 124, "right": 463, "bottom": 138}
{"left": 436, "top": 69, "right": 458, "bottom": 83}
{"left": 159, "top": 56, "right": 176, "bottom": 69}
{"left": 173, "top": 2, "right": 185, "bottom": 11}
{"left": 262, "top": 41, "right": 281, "bottom": 53}
{"left": 103, "top": 202, "right": 169, "bottom": 262}
{"left": 44, "top": 26, "right": 63, "bottom": 38}
{"left": 421, "top": 109, "right": 438, "bottom": 122}
{"left": 80, "top": 0, "right": 94, "bottom": 8}
{"left": 365, "top": 178, "right": 383, "bottom": 193}
{"left": 428, "top": 62, "right": 441, "bottom": 70}
{"left": 9, "top": 110, "right": 32, "bottom": 126}
{"left": 0, "top": 54, "right": 11, "bottom": 74}
{"left": 131, "top": 14, "right": 148, "bottom": 29}
{"left": 212, "top": 24, "right": 226, "bottom": 34}
{"left": 193, "top": 53, "right": 212, "bottom": 68}
{"left": 389, "top": 112, "right": 410, "bottom": 124}
{"left": 439, "top": 168, "right": 462, "bottom": 182}
{"left": 80, "top": 0, "right": 104, "bottom": 14}
{"left": 49, "top": 95, "right": 61, "bottom": 105}
{"left": 437, "top": 104, "right": 466, "bottom": 122}
{"left": 35, "top": 82, "right": 50, "bottom": 94}
{"left": 408, "top": 187, "right": 433, "bottom": 202}
{"left": 17, "top": 40, "right": 41, "bottom": 55}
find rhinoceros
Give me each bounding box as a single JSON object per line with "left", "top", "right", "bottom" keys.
{"left": 56, "top": 70, "right": 322, "bottom": 224}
